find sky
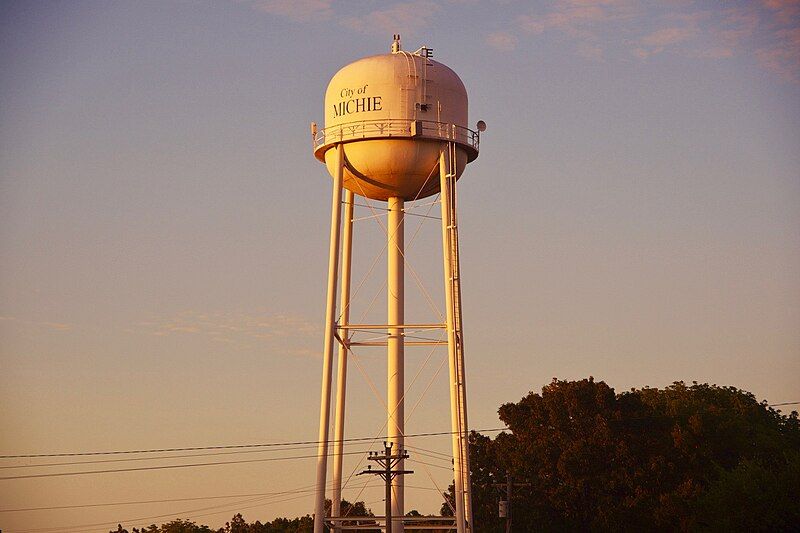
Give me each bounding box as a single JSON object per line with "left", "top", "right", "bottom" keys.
{"left": 1, "top": 0, "right": 799, "bottom": 530}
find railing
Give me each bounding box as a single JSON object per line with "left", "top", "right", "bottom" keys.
{"left": 314, "top": 118, "right": 480, "bottom": 153}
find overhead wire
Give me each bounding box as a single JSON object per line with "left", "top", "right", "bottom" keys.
{"left": 5, "top": 480, "right": 386, "bottom": 533}
{"left": 409, "top": 458, "right": 454, "bottom": 472}
{"left": 0, "top": 450, "right": 371, "bottom": 481}
{"left": 0, "top": 488, "right": 316, "bottom": 513}
{"left": 9, "top": 493, "right": 293, "bottom": 533}
{"left": 0, "top": 428, "right": 507, "bottom": 460}
{"left": 0, "top": 443, "right": 327, "bottom": 470}
{"left": 9, "top": 485, "right": 360, "bottom": 533}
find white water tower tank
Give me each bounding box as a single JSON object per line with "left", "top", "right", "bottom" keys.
{"left": 313, "top": 36, "right": 480, "bottom": 201}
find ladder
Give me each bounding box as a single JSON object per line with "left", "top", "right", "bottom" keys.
{"left": 443, "top": 141, "right": 473, "bottom": 531}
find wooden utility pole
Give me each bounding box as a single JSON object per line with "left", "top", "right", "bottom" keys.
{"left": 358, "top": 442, "right": 413, "bottom": 533}
{"left": 505, "top": 472, "right": 512, "bottom": 533}
{"left": 492, "top": 471, "right": 531, "bottom": 533}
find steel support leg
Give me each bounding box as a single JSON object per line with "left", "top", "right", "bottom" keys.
{"left": 314, "top": 144, "right": 344, "bottom": 533}
{"left": 331, "top": 188, "right": 354, "bottom": 531}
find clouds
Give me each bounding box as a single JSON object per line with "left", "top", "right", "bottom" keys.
{"left": 0, "top": 315, "right": 73, "bottom": 332}
{"left": 252, "top": 0, "right": 440, "bottom": 38}
{"left": 641, "top": 27, "right": 695, "bottom": 47}
{"left": 518, "top": 0, "right": 636, "bottom": 39}
{"left": 511, "top": 1, "right": 799, "bottom": 83}
{"left": 141, "top": 309, "right": 319, "bottom": 354}
{"left": 634, "top": 24, "right": 698, "bottom": 59}
{"left": 341, "top": 1, "right": 440, "bottom": 37}
{"left": 485, "top": 31, "right": 518, "bottom": 52}
{"left": 512, "top": 0, "right": 637, "bottom": 61}
{"left": 763, "top": 0, "right": 800, "bottom": 26}
{"left": 256, "top": 0, "right": 333, "bottom": 22}
{"left": 757, "top": 1, "right": 800, "bottom": 82}
{"left": 756, "top": 27, "right": 800, "bottom": 82}
{"left": 245, "top": 0, "right": 800, "bottom": 83}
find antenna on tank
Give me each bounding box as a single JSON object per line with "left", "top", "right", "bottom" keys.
{"left": 391, "top": 34, "right": 401, "bottom": 53}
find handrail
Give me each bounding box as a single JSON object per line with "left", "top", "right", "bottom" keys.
{"left": 313, "top": 118, "right": 480, "bottom": 153}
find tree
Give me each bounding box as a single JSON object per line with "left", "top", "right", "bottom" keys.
{"left": 113, "top": 519, "right": 215, "bottom": 533}
{"left": 332, "top": 499, "right": 378, "bottom": 532}
{"left": 446, "top": 378, "right": 800, "bottom": 532}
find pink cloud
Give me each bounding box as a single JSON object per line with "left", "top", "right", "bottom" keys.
{"left": 576, "top": 44, "right": 605, "bottom": 61}
{"left": 762, "top": 0, "right": 800, "bottom": 26}
{"left": 715, "top": 7, "right": 759, "bottom": 47}
{"left": 485, "top": 31, "right": 518, "bottom": 52}
{"left": 562, "top": 0, "right": 632, "bottom": 6}
{"left": 517, "top": 0, "right": 637, "bottom": 61}
{"left": 755, "top": 27, "right": 800, "bottom": 82}
{"left": 256, "top": 0, "right": 333, "bottom": 21}
{"left": 688, "top": 47, "right": 734, "bottom": 59}
{"left": 340, "top": 1, "right": 440, "bottom": 37}
{"left": 518, "top": 0, "right": 637, "bottom": 39}
{"left": 147, "top": 309, "right": 318, "bottom": 346}
{"left": 641, "top": 26, "right": 695, "bottom": 46}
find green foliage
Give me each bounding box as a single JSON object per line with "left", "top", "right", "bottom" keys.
{"left": 444, "top": 378, "right": 800, "bottom": 532}
{"left": 221, "top": 512, "right": 313, "bottom": 532}
{"left": 695, "top": 455, "right": 800, "bottom": 531}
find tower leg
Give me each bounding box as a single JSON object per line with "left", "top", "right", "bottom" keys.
{"left": 331, "top": 189, "right": 355, "bottom": 531}
{"left": 439, "top": 144, "right": 471, "bottom": 533}
{"left": 314, "top": 144, "right": 345, "bottom": 533}
{"left": 387, "top": 196, "right": 405, "bottom": 533}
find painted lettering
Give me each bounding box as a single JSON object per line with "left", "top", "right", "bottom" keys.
{"left": 331, "top": 95, "right": 384, "bottom": 118}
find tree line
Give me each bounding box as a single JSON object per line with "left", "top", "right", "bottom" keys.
{"left": 111, "top": 378, "right": 800, "bottom": 532}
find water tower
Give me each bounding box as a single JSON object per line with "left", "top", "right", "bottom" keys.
{"left": 311, "top": 36, "right": 483, "bottom": 533}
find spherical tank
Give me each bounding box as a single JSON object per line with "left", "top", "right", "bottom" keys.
{"left": 313, "top": 39, "right": 480, "bottom": 201}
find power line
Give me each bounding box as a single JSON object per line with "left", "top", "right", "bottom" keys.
{"left": 0, "top": 427, "right": 510, "bottom": 481}
{"left": 408, "top": 458, "right": 453, "bottom": 471}
{"left": 769, "top": 401, "right": 800, "bottom": 407}
{"left": 1, "top": 441, "right": 458, "bottom": 471}
{"left": 7, "top": 481, "right": 390, "bottom": 533}
{"left": 0, "top": 442, "right": 325, "bottom": 470}
{"left": 0, "top": 449, "right": 370, "bottom": 481}
{"left": 0, "top": 484, "right": 440, "bottom": 514}
{"left": 8, "top": 489, "right": 319, "bottom": 533}
{"left": 0, "top": 489, "right": 315, "bottom": 513}
{"left": 0, "top": 427, "right": 508, "bottom": 460}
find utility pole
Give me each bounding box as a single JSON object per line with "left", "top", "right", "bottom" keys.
{"left": 493, "top": 471, "right": 530, "bottom": 533}
{"left": 359, "top": 442, "right": 413, "bottom": 533}
{"left": 505, "top": 472, "right": 512, "bottom": 533}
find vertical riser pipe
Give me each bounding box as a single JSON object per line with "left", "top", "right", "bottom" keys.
{"left": 387, "top": 196, "right": 405, "bottom": 533}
